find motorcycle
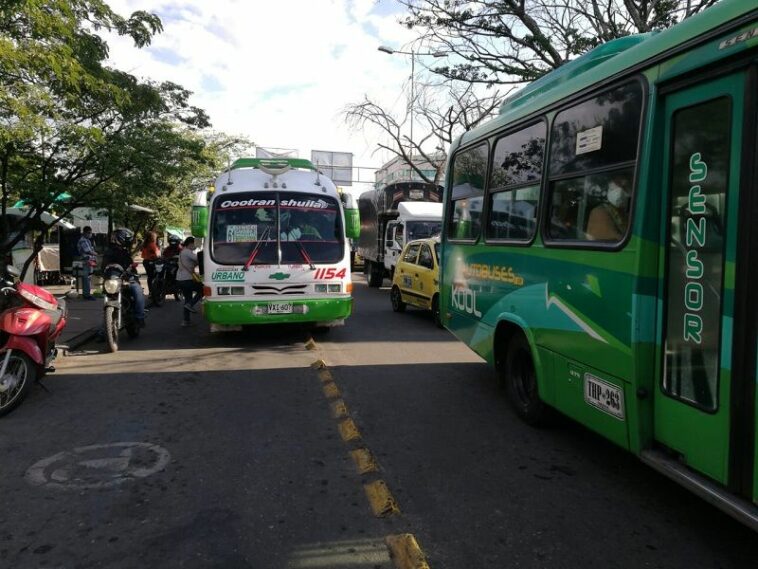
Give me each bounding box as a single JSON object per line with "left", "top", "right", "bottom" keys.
{"left": 0, "top": 264, "right": 67, "bottom": 417}
{"left": 102, "top": 264, "right": 141, "bottom": 353}
{"left": 150, "top": 256, "right": 182, "bottom": 307}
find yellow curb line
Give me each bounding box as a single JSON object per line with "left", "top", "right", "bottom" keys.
{"left": 338, "top": 418, "right": 361, "bottom": 442}
{"left": 305, "top": 338, "right": 317, "bottom": 350}
{"left": 318, "top": 368, "right": 333, "bottom": 383}
{"left": 310, "top": 358, "right": 327, "bottom": 369}
{"left": 322, "top": 382, "right": 341, "bottom": 399}
{"left": 364, "top": 480, "right": 400, "bottom": 517}
{"left": 385, "top": 534, "right": 430, "bottom": 569}
{"left": 330, "top": 399, "right": 349, "bottom": 419}
{"left": 350, "top": 448, "right": 379, "bottom": 475}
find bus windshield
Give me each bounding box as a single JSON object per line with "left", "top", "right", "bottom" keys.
{"left": 211, "top": 191, "right": 343, "bottom": 265}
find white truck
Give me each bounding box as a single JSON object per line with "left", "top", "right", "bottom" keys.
{"left": 356, "top": 182, "right": 443, "bottom": 287}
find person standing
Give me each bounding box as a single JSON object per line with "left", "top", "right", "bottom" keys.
{"left": 176, "top": 236, "right": 203, "bottom": 327}
{"left": 77, "top": 226, "right": 97, "bottom": 300}
{"left": 140, "top": 231, "right": 160, "bottom": 299}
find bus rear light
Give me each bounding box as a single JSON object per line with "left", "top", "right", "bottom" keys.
{"left": 203, "top": 286, "right": 212, "bottom": 297}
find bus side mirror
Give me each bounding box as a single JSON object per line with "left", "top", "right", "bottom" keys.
{"left": 345, "top": 208, "right": 360, "bottom": 240}
{"left": 191, "top": 191, "right": 208, "bottom": 238}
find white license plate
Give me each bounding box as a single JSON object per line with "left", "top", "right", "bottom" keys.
{"left": 267, "top": 302, "right": 293, "bottom": 315}
{"left": 584, "top": 374, "right": 625, "bottom": 420}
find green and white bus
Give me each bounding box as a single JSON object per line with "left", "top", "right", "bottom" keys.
{"left": 440, "top": 0, "right": 758, "bottom": 528}
{"left": 192, "top": 158, "right": 360, "bottom": 331}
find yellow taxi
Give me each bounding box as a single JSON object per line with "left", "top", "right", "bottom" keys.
{"left": 390, "top": 237, "right": 442, "bottom": 327}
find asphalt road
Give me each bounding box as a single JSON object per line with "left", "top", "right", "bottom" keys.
{"left": 1, "top": 274, "right": 756, "bottom": 569}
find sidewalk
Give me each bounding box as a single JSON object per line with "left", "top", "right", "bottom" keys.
{"left": 46, "top": 284, "right": 103, "bottom": 352}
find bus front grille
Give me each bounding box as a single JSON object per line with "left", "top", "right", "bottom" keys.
{"left": 251, "top": 285, "right": 308, "bottom": 295}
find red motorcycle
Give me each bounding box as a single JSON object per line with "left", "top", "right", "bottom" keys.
{"left": 0, "top": 264, "right": 67, "bottom": 417}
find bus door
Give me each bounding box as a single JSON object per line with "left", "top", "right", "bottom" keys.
{"left": 656, "top": 68, "right": 757, "bottom": 501}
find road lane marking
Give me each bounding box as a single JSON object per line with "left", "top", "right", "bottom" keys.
{"left": 26, "top": 442, "right": 170, "bottom": 490}
{"left": 351, "top": 448, "right": 379, "bottom": 475}
{"left": 385, "top": 534, "right": 430, "bottom": 569}
{"left": 318, "top": 368, "right": 334, "bottom": 383}
{"left": 323, "top": 381, "right": 341, "bottom": 399}
{"left": 364, "top": 480, "right": 400, "bottom": 517}
{"left": 330, "top": 399, "right": 349, "bottom": 419}
{"left": 338, "top": 418, "right": 361, "bottom": 442}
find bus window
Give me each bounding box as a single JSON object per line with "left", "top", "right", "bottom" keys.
{"left": 546, "top": 81, "right": 643, "bottom": 245}
{"left": 448, "top": 143, "right": 488, "bottom": 240}
{"left": 486, "top": 122, "right": 545, "bottom": 242}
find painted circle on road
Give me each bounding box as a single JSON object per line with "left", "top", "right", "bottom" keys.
{"left": 25, "top": 442, "right": 171, "bottom": 489}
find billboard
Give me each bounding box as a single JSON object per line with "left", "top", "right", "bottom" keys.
{"left": 311, "top": 150, "right": 353, "bottom": 186}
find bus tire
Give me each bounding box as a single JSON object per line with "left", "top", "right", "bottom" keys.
{"left": 390, "top": 285, "right": 406, "bottom": 312}
{"left": 504, "top": 334, "right": 549, "bottom": 426}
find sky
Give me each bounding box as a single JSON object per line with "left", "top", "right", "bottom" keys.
{"left": 106, "top": 0, "right": 426, "bottom": 189}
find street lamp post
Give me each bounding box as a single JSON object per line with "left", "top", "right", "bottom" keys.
{"left": 378, "top": 46, "right": 446, "bottom": 165}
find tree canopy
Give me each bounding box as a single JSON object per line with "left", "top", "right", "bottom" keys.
{"left": 401, "top": 0, "right": 721, "bottom": 85}
{"left": 0, "top": 0, "right": 242, "bottom": 268}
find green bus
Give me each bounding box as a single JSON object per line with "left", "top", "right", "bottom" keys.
{"left": 440, "top": 0, "right": 758, "bottom": 528}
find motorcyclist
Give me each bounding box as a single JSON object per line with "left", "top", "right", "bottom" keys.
{"left": 162, "top": 234, "right": 183, "bottom": 259}
{"left": 102, "top": 228, "right": 146, "bottom": 327}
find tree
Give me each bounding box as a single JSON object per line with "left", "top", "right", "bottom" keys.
{"left": 344, "top": 82, "right": 502, "bottom": 184}
{"left": 400, "top": 0, "right": 721, "bottom": 85}
{"left": 0, "top": 0, "right": 212, "bottom": 272}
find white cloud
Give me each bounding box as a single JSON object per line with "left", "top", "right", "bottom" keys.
{"left": 104, "top": 0, "right": 423, "bottom": 190}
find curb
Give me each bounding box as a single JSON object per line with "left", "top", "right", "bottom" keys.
{"left": 59, "top": 327, "right": 100, "bottom": 354}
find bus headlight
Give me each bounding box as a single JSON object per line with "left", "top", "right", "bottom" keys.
{"left": 104, "top": 279, "right": 120, "bottom": 295}
{"left": 328, "top": 284, "right": 341, "bottom": 293}
{"left": 315, "top": 284, "right": 327, "bottom": 293}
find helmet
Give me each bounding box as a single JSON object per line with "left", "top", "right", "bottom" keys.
{"left": 112, "top": 228, "right": 134, "bottom": 247}
{"left": 167, "top": 234, "right": 182, "bottom": 245}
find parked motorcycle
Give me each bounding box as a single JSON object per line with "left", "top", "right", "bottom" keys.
{"left": 0, "top": 264, "right": 67, "bottom": 417}
{"left": 150, "top": 257, "right": 182, "bottom": 307}
{"left": 102, "top": 264, "right": 141, "bottom": 353}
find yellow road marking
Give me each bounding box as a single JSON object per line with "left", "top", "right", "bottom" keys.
{"left": 305, "top": 339, "right": 317, "bottom": 351}
{"left": 364, "top": 480, "right": 400, "bottom": 517}
{"left": 322, "top": 382, "right": 341, "bottom": 399}
{"left": 310, "top": 358, "right": 327, "bottom": 368}
{"left": 330, "top": 399, "right": 348, "bottom": 419}
{"left": 351, "top": 448, "right": 379, "bottom": 475}
{"left": 338, "top": 418, "right": 361, "bottom": 442}
{"left": 318, "top": 368, "right": 333, "bottom": 383}
{"left": 385, "top": 534, "right": 430, "bottom": 569}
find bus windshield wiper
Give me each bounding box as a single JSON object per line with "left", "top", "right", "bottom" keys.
{"left": 295, "top": 241, "right": 315, "bottom": 270}
{"left": 243, "top": 226, "right": 271, "bottom": 271}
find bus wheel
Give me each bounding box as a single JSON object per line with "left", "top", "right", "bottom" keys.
{"left": 390, "top": 286, "right": 406, "bottom": 312}
{"left": 504, "top": 334, "right": 548, "bottom": 426}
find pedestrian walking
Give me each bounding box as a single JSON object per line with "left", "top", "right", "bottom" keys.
{"left": 76, "top": 226, "right": 97, "bottom": 300}
{"left": 176, "top": 237, "right": 203, "bottom": 327}
{"left": 141, "top": 231, "right": 160, "bottom": 299}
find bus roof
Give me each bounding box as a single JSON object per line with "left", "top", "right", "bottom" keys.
{"left": 458, "top": 0, "right": 757, "bottom": 149}
{"left": 213, "top": 164, "right": 340, "bottom": 201}
{"left": 231, "top": 157, "right": 317, "bottom": 171}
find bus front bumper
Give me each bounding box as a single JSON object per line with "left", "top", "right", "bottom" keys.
{"left": 203, "top": 296, "right": 353, "bottom": 326}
